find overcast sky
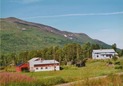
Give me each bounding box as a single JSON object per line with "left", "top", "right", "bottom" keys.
{"left": 1, "top": 0, "right": 123, "bottom": 49}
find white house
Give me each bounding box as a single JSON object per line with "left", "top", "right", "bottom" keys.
{"left": 28, "top": 58, "right": 60, "bottom": 72}
{"left": 92, "top": 49, "right": 117, "bottom": 59}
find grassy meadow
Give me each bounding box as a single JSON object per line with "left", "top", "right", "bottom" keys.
{"left": 0, "top": 57, "right": 123, "bottom": 86}
{"left": 72, "top": 74, "right": 123, "bottom": 86}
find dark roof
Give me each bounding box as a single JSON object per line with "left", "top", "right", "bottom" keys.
{"left": 16, "top": 63, "right": 26, "bottom": 66}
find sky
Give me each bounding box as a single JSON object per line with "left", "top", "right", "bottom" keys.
{"left": 1, "top": 0, "right": 123, "bottom": 49}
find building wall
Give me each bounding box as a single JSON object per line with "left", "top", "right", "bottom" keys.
{"left": 28, "top": 59, "right": 60, "bottom": 72}
{"left": 16, "top": 67, "right": 21, "bottom": 72}
{"left": 16, "top": 63, "right": 29, "bottom": 72}
{"left": 28, "top": 62, "right": 60, "bottom": 72}
{"left": 92, "top": 52, "right": 115, "bottom": 59}
{"left": 28, "top": 61, "right": 35, "bottom": 72}
{"left": 33, "top": 65, "right": 60, "bottom": 72}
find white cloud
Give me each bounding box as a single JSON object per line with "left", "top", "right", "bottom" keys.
{"left": 23, "top": 11, "right": 123, "bottom": 19}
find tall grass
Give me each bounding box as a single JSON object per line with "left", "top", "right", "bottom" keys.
{"left": 1, "top": 57, "right": 123, "bottom": 86}
{"left": 72, "top": 74, "right": 123, "bottom": 86}
{"left": 24, "top": 58, "right": 123, "bottom": 85}
{"left": 0, "top": 72, "right": 66, "bottom": 86}
{"left": 0, "top": 72, "right": 36, "bottom": 86}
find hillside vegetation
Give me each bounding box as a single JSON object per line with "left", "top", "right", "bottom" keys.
{"left": 0, "top": 17, "right": 111, "bottom": 54}
{"left": 0, "top": 43, "right": 110, "bottom": 67}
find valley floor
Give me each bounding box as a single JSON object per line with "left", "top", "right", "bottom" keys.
{"left": 55, "top": 72, "right": 123, "bottom": 86}
{"left": 0, "top": 57, "right": 123, "bottom": 86}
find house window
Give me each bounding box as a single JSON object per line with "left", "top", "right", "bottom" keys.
{"left": 97, "top": 55, "right": 99, "bottom": 57}
{"left": 36, "top": 68, "right": 38, "bottom": 70}
{"left": 41, "top": 67, "right": 43, "bottom": 69}
{"left": 45, "top": 67, "right": 48, "bottom": 69}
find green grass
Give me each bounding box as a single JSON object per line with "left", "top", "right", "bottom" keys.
{"left": 22, "top": 57, "right": 123, "bottom": 86}
{"left": 73, "top": 74, "right": 123, "bottom": 86}
{"left": 0, "top": 57, "right": 123, "bottom": 86}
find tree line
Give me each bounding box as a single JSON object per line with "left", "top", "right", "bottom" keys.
{"left": 0, "top": 42, "right": 123, "bottom": 67}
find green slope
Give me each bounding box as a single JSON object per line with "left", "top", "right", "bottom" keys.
{"left": 0, "top": 17, "right": 111, "bottom": 53}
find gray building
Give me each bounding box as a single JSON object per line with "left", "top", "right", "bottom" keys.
{"left": 92, "top": 49, "right": 117, "bottom": 59}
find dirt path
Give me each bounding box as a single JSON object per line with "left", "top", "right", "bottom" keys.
{"left": 55, "top": 72, "right": 123, "bottom": 86}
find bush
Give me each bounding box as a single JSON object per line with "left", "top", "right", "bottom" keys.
{"left": 112, "top": 55, "right": 118, "bottom": 61}
{"left": 108, "top": 61, "right": 113, "bottom": 65}
{"left": 106, "top": 59, "right": 113, "bottom": 65}
{"left": 115, "top": 65, "right": 123, "bottom": 69}
{"left": 0, "top": 66, "right": 5, "bottom": 70}
{"left": 114, "top": 61, "right": 120, "bottom": 65}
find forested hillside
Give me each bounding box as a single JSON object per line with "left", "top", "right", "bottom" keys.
{"left": 0, "top": 43, "right": 103, "bottom": 66}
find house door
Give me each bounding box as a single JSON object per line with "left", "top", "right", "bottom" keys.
{"left": 21, "top": 67, "right": 29, "bottom": 72}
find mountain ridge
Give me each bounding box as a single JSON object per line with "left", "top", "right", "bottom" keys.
{"left": 2, "top": 17, "right": 92, "bottom": 37}
{"left": 0, "top": 17, "right": 111, "bottom": 53}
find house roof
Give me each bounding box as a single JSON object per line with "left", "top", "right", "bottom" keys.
{"left": 28, "top": 57, "right": 59, "bottom": 65}
{"left": 28, "top": 57, "right": 40, "bottom": 62}
{"left": 16, "top": 63, "right": 23, "bottom": 66}
{"left": 33, "top": 60, "right": 59, "bottom": 65}
{"left": 93, "top": 49, "right": 115, "bottom": 53}
{"left": 16, "top": 63, "right": 27, "bottom": 67}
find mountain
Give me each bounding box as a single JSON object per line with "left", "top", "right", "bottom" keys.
{"left": 0, "top": 17, "right": 111, "bottom": 53}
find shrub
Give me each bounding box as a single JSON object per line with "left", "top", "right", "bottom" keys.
{"left": 115, "top": 65, "right": 123, "bottom": 69}
{"left": 0, "top": 67, "right": 5, "bottom": 70}
{"left": 108, "top": 61, "right": 113, "bottom": 65}
{"left": 112, "top": 55, "right": 118, "bottom": 61}
{"left": 114, "top": 61, "right": 120, "bottom": 65}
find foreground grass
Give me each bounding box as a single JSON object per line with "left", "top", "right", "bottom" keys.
{"left": 0, "top": 72, "right": 36, "bottom": 86}
{"left": 72, "top": 74, "right": 123, "bottom": 86}
{"left": 0, "top": 57, "right": 123, "bottom": 86}
{"left": 24, "top": 57, "right": 123, "bottom": 86}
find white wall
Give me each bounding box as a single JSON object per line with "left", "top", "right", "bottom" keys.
{"left": 34, "top": 66, "right": 60, "bottom": 72}
{"left": 28, "top": 61, "right": 35, "bottom": 72}
{"left": 28, "top": 59, "right": 60, "bottom": 72}
{"left": 92, "top": 52, "right": 114, "bottom": 59}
